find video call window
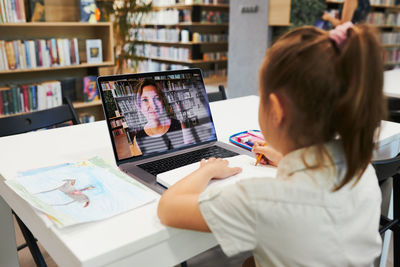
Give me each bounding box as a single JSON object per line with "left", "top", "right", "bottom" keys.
{"left": 100, "top": 73, "right": 216, "bottom": 160}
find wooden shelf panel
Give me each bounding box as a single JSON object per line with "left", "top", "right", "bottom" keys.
{"left": 0, "top": 62, "right": 115, "bottom": 74}
{"left": 135, "top": 40, "right": 228, "bottom": 46}
{"left": 73, "top": 100, "right": 102, "bottom": 109}
{"left": 375, "top": 25, "right": 400, "bottom": 29}
{"left": 153, "top": 4, "right": 229, "bottom": 10}
{"left": 138, "top": 56, "right": 227, "bottom": 64}
{"left": 143, "top": 23, "right": 228, "bottom": 27}
{"left": 269, "top": 0, "right": 291, "bottom": 26}
{"left": 384, "top": 44, "right": 400, "bottom": 48}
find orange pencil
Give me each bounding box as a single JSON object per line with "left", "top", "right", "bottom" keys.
{"left": 255, "top": 143, "right": 267, "bottom": 166}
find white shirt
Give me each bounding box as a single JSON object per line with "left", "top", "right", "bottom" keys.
{"left": 198, "top": 141, "right": 382, "bottom": 267}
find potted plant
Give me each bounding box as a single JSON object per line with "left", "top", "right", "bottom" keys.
{"left": 97, "top": 0, "right": 152, "bottom": 74}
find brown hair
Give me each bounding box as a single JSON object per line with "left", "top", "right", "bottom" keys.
{"left": 135, "top": 79, "right": 174, "bottom": 118}
{"left": 259, "top": 24, "right": 386, "bottom": 190}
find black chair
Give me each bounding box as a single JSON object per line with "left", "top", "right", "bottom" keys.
{"left": 372, "top": 154, "right": 400, "bottom": 267}
{"left": 0, "top": 97, "right": 80, "bottom": 267}
{"left": 386, "top": 97, "right": 400, "bottom": 123}
{"left": 0, "top": 97, "right": 80, "bottom": 137}
{"left": 207, "top": 85, "right": 227, "bottom": 102}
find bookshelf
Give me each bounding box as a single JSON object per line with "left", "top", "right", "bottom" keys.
{"left": 0, "top": 22, "right": 114, "bottom": 120}
{"left": 131, "top": 2, "right": 229, "bottom": 84}
{"left": 326, "top": 0, "right": 400, "bottom": 68}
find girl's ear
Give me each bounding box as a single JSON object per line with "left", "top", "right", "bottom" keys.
{"left": 269, "top": 93, "right": 284, "bottom": 127}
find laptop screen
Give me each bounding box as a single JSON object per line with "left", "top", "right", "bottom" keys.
{"left": 98, "top": 69, "right": 217, "bottom": 162}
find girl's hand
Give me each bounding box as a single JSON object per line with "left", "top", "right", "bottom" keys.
{"left": 252, "top": 142, "right": 283, "bottom": 167}
{"left": 199, "top": 157, "right": 242, "bottom": 179}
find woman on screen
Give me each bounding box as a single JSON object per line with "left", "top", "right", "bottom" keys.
{"left": 132, "top": 79, "right": 187, "bottom": 155}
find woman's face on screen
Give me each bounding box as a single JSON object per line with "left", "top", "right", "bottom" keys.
{"left": 140, "top": 85, "right": 165, "bottom": 122}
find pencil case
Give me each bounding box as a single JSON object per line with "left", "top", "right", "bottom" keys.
{"left": 229, "top": 130, "right": 265, "bottom": 151}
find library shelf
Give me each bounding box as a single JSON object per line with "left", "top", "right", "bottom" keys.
{"left": 0, "top": 22, "right": 114, "bottom": 122}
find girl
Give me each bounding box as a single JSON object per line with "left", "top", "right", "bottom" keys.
{"left": 158, "top": 22, "right": 385, "bottom": 266}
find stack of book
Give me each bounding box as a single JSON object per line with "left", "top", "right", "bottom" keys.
{"left": 0, "top": 80, "right": 62, "bottom": 116}
{"left": 370, "top": 0, "right": 398, "bottom": 5}
{"left": 382, "top": 32, "right": 400, "bottom": 45}
{"left": 367, "top": 12, "right": 400, "bottom": 26}
{"left": 134, "top": 44, "right": 191, "bottom": 61}
{"left": 0, "top": 38, "right": 80, "bottom": 71}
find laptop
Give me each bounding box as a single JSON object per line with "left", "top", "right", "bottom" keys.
{"left": 97, "top": 68, "right": 247, "bottom": 194}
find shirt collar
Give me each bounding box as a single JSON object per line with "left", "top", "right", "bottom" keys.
{"left": 276, "top": 140, "right": 346, "bottom": 178}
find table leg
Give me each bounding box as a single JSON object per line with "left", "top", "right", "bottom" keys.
{"left": 0, "top": 196, "right": 19, "bottom": 267}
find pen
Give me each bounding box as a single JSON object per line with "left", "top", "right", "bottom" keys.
{"left": 255, "top": 143, "right": 267, "bottom": 166}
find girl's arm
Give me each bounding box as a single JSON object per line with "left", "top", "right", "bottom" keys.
{"left": 341, "top": 0, "right": 358, "bottom": 23}
{"left": 157, "top": 158, "right": 242, "bottom": 231}
{"left": 322, "top": 0, "right": 358, "bottom": 26}
{"left": 322, "top": 13, "right": 342, "bottom": 27}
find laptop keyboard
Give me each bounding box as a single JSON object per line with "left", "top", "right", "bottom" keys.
{"left": 138, "top": 146, "right": 239, "bottom": 176}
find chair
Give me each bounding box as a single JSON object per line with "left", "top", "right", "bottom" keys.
{"left": 207, "top": 85, "right": 227, "bottom": 102}
{"left": 386, "top": 97, "right": 400, "bottom": 123}
{"left": 0, "top": 97, "right": 80, "bottom": 267}
{"left": 0, "top": 97, "right": 80, "bottom": 137}
{"left": 372, "top": 154, "right": 400, "bottom": 267}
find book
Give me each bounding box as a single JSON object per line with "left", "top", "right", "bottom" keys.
{"left": 80, "top": 0, "right": 99, "bottom": 23}
{"left": 6, "top": 157, "right": 157, "bottom": 227}
{"left": 28, "top": 0, "right": 45, "bottom": 22}
{"left": 86, "top": 39, "right": 102, "bottom": 63}
{"left": 83, "top": 76, "right": 98, "bottom": 102}
{"left": 60, "top": 77, "right": 77, "bottom": 102}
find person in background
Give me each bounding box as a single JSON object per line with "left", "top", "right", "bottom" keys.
{"left": 157, "top": 22, "right": 385, "bottom": 267}
{"left": 322, "top": 0, "right": 370, "bottom": 26}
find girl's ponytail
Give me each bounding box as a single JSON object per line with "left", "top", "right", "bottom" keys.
{"left": 333, "top": 24, "right": 386, "bottom": 190}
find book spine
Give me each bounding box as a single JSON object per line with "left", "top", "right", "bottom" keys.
{"left": 40, "top": 39, "right": 46, "bottom": 67}
{"left": 63, "top": 39, "right": 71, "bottom": 66}
{"left": 28, "top": 85, "right": 33, "bottom": 111}
{"left": 50, "top": 38, "right": 58, "bottom": 65}
{"left": 28, "top": 40, "right": 36, "bottom": 68}
{"left": 32, "top": 85, "right": 37, "bottom": 110}
{"left": 13, "top": 40, "right": 20, "bottom": 69}
{"left": 0, "top": 89, "right": 3, "bottom": 115}
{"left": 57, "top": 39, "right": 64, "bottom": 66}
{"left": 36, "top": 39, "right": 41, "bottom": 67}
{"left": 11, "top": 86, "right": 17, "bottom": 114}
{"left": 22, "top": 85, "right": 29, "bottom": 112}
{"left": 0, "top": 0, "right": 7, "bottom": 23}
{"left": 10, "top": 0, "right": 17, "bottom": 22}
{"left": 4, "top": 0, "right": 12, "bottom": 23}
{"left": 19, "top": 87, "right": 24, "bottom": 112}
{"left": 14, "top": 0, "right": 20, "bottom": 22}
{"left": 18, "top": 40, "right": 25, "bottom": 69}
{"left": 24, "top": 40, "right": 30, "bottom": 68}
{"left": 74, "top": 38, "right": 79, "bottom": 64}
{"left": 70, "top": 39, "right": 75, "bottom": 65}
{"left": 3, "top": 89, "right": 9, "bottom": 115}
{"left": 18, "top": 0, "right": 25, "bottom": 22}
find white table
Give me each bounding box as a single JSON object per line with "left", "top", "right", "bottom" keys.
{"left": 1, "top": 95, "right": 400, "bottom": 267}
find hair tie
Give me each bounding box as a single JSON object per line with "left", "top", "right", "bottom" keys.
{"left": 329, "top": 22, "right": 354, "bottom": 48}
